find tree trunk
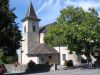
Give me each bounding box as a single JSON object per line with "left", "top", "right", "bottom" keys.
{"left": 85, "top": 50, "right": 93, "bottom": 69}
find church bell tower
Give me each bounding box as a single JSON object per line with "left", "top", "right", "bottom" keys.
{"left": 21, "top": 0, "right": 40, "bottom": 64}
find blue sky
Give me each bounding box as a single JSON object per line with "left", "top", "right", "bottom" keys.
{"left": 10, "top": 0, "right": 100, "bottom": 30}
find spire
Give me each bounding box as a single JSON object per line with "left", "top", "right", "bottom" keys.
{"left": 22, "top": 0, "right": 40, "bottom": 22}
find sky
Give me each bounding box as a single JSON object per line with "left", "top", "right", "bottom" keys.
{"left": 10, "top": 0, "right": 100, "bottom": 30}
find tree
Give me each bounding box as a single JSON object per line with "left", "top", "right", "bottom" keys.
{"left": 0, "top": 49, "right": 4, "bottom": 64}
{"left": 44, "top": 24, "right": 66, "bottom": 47}
{"left": 44, "top": 6, "right": 100, "bottom": 62}
{"left": 0, "top": 0, "right": 22, "bottom": 60}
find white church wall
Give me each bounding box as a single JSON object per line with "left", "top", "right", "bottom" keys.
{"left": 22, "top": 20, "right": 28, "bottom": 33}
{"left": 54, "top": 46, "right": 69, "bottom": 65}
{"left": 67, "top": 51, "right": 81, "bottom": 65}
{"left": 54, "top": 46, "right": 80, "bottom": 65}
{"left": 22, "top": 53, "right": 39, "bottom": 64}
{"left": 40, "top": 33, "right": 44, "bottom": 43}
{"left": 60, "top": 46, "right": 69, "bottom": 65}
{"left": 17, "top": 48, "right": 22, "bottom": 64}
{"left": 22, "top": 20, "right": 28, "bottom": 54}
{"left": 18, "top": 47, "right": 39, "bottom": 65}
{"left": 28, "top": 56, "right": 39, "bottom": 64}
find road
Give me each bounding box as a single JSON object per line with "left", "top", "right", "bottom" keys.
{"left": 25, "top": 69, "right": 100, "bottom": 75}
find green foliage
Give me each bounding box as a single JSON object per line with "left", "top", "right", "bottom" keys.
{"left": 5, "top": 56, "right": 17, "bottom": 64}
{"left": 0, "top": 49, "right": 18, "bottom": 64}
{"left": 58, "top": 6, "right": 100, "bottom": 57}
{"left": 0, "top": 0, "right": 22, "bottom": 56}
{"left": 44, "top": 23, "right": 67, "bottom": 46}
{"left": 44, "top": 6, "right": 100, "bottom": 60}
{"left": 0, "top": 49, "right": 4, "bottom": 64}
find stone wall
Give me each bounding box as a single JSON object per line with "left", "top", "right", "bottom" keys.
{"left": 5, "top": 64, "right": 27, "bottom": 73}
{"left": 5, "top": 64, "right": 51, "bottom": 74}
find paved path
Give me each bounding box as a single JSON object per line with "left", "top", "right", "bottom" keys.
{"left": 25, "top": 69, "right": 100, "bottom": 75}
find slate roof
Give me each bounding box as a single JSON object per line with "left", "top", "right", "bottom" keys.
{"left": 27, "top": 43, "right": 59, "bottom": 56}
{"left": 39, "top": 22, "right": 57, "bottom": 33}
{"left": 25, "top": 0, "right": 37, "bottom": 18}
{"left": 22, "top": 0, "right": 40, "bottom": 22}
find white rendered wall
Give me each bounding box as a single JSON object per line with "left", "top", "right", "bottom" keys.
{"left": 54, "top": 46, "right": 68, "bottom": 65}
{"left": 22, "top": 21, "right": 28, "bottom": 57}
{"left": 54, "top": 46, "right": 80, "bottom": 65}
{"left": 40, "top": 33, "right": 44, "bottom": 43}
{"left": 22, "top": 52, "right": 39, "bottom": 64}
{"left": 66, "top": 51, "right": 81, "bottom": 65}
{"left": 17, "top": 48, "right": 22, "bottom": 64}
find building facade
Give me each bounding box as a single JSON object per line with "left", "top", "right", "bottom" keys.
{"left": 19, "top": 1, "right": 80, "bottom": 65}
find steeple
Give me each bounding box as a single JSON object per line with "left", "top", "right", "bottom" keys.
{"left": 22, "top": 0, "right": 40, "bottom": 22}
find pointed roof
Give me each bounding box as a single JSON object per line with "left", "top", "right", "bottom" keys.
{"left": 22, "top": 0, "right": 40, "bottom": 22}
{"left": 25, "top": 0, "right": 37, "bottom": 18}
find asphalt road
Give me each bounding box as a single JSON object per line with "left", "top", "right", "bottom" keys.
{"left": 24, "top": 69, "right": 100, "bottom": 75}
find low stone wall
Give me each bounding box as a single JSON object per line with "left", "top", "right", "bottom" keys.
{"left": 5, "top": 64, "right": 27, "bottom": 73}
{"left": 5, "top": 64, "right": 53, "bottom": 74}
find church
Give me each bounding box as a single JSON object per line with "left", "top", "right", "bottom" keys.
{"left": 19, "top": 1, "right": 80, "bottom": 65}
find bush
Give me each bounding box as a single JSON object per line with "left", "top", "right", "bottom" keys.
{"left": 26, "top": 60, "right": 36, "bottom": 73}
{"left": 4, "top": 56, "right": 17, "bottom": 64}
{"left": 0, "top": 50, "right": 4, "bottom": 64}
{"left": 0, "top": 49, "right": 18, "bottom": 64}
{"left": 64, "top": 60, "right": 73, "bottom": 67}
{"left": 25, "top": 60, "right": 50, "bottom": 73}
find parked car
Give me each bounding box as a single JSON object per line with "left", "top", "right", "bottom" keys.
{"left": 0, "top": 64, "right": 7, "bottom": 75}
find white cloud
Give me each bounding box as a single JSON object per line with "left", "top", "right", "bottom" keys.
{"left": 37, "top": 0, "right": 61, "bottom": 14}
{"left": 77, "top": 1, "right": 100, "bottom": 11}
{"left": 37, "top": 0, "right": 54, "bottom": 14}
{"left": 54, "top": 0, "right": 60, "bottom": 8}
{"left": 37, "top": 2, "right": 48, "bottom": 14}
{"left": 64, "top": 0, "right": 77, "bottom": 6}
{"left": 64, "top": 0, "right": 100, "bottom": 11}
{"left": 48, "top": 0, "right": 53, "bottom": 5}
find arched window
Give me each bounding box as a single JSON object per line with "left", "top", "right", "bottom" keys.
{"left": 33, "top": 26, "right": 35, "bottom": 32}
{"left": 32, "top": 23, "right": 36, "bottom": 32}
